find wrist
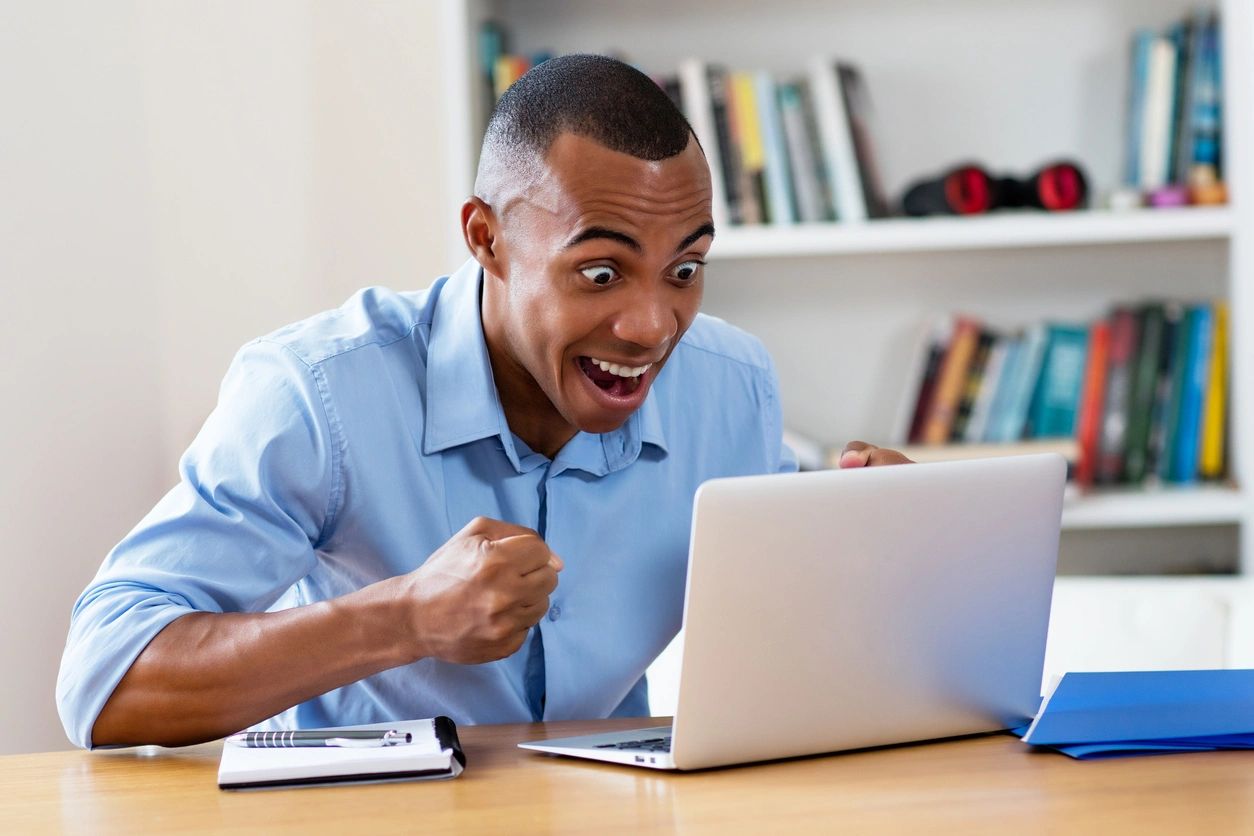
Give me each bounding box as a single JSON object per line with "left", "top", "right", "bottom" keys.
{"left": 338, "top": 576, "right": 426, "bottom": 669}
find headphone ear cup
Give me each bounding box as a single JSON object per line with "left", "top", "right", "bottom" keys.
{"left": 901, "top": 165, "right": 994, "bottom": 216}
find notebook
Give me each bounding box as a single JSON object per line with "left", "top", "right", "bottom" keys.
{"left": 1019, "top": 669, "right": 1254, "bottom": 759}
{"left": 218, "top": 716, "right": 465, "bottom": 790}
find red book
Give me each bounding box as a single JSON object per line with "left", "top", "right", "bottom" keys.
{"left": 1074, "top": 320, "right": 1111, "bottom": 487}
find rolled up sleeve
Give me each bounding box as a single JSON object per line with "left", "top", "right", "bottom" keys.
{"left": 56, "top": 339, "right": 341, "bottom": 748}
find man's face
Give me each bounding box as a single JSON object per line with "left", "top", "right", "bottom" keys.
{"left": 480, "top": 132, "right": 713, "bottom": 451}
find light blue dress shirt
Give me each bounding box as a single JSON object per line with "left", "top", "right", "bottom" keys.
{"left": 56, "top": 258, "right": 797, "bottom": 748}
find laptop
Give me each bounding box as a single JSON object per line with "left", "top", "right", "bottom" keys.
{"left": 519, "top": 453, "right": 1066, "bottom": 770}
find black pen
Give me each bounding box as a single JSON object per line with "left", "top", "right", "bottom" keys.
{"left": 226, "top": 729, "right": 412, "bottom": 748}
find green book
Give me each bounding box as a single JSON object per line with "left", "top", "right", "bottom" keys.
{"left": 1123, "top": 304, "right": 1166, "bottom": 484}
{"left": 1158, "top": 305, "right": 1193, "bottom": 481}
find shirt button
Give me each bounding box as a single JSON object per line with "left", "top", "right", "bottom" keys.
{"left": 548, "top": 605, "right": 562, "bottom": 622}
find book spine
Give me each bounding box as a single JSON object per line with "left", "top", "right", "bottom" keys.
{"left": 1075, "top": 320, "right": 1111, "bottom": 487}
{"left": 729, "top": 70, "right": 767, "bottom": 224}
{"left": 1171, "top": 305, "right": 1213, "bottom": 483}
{"left": 778, "top": 82, "right": 826, "bottom": 223}
{"left": 808, "top": 57, "right": 867, "bottom": 222}
{"left": 677, "top": 59, "right": 730, "bottom": 231}
{"left": 964, "top": 337, "right": 1008, "bottom": 444}
{"left": 1146, "top": 304, "right": 1182, "bottom": 480}
{"left": 1199, "top": 301, "right": 1229, "bottom": 479}
{"left": 896, "top": 316, "right": 952, "bottom": 445}
{"left": 921, "top": 318, "right": 981, "bottom": 445}
{"left": 1125, "top": 31, "right": 1153, "bottom": 187}
{"left": 706, "top": 67, "right": 744, "bottom": 226}
{"left": 1158, "top": 305, "right": 1193, "bottom": 481}
{"left": 1123, "top": 304, "right": 1166, "bottom": 484}
{"left": 1096, "top": 308, "right": 1140, "bottom": 483}
{"left": 755, "top": 71, "right": 796, "bottom": 225}
{"left": 950, "top": 329, "right": 996, "bottom": 441}
{"left": 981, "top": 337, "right": 1023, "bottom": 443}
{"left": 993, "top": 325, "right": 1048, "bottom": 444}
{"left": 837, "top": 63, "right": 889, "bottom": 218}
{"left": 1029, "top": 325, "right": 1089, "bottom": 439}
{"left": 1139, "top": 35, "right": 1178, "bottom": 191}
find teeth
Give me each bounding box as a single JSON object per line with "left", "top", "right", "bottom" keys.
{"left": 588, "top": 357, "right": 652, "bottom": 379}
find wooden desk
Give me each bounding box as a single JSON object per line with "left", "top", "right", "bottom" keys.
{"left": 4, "top": 717, "right": 1254, "bottom": 833}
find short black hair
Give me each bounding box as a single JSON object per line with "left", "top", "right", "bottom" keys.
{"left": 476, "top": 54, "right": 695, "bottom": 197}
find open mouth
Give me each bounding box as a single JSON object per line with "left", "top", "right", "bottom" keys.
{"left": 577, "top": 356, "right": 651, "bottom": 398}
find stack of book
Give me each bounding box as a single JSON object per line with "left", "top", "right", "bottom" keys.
{"left": 1123, "top": 11, "right": 1225, "bottom": 207}
{"left": 660, "top": 59, "right": 887, "bottom": 228}
{"left": 896, "top": 301, "right": 1229, "bottom": 488}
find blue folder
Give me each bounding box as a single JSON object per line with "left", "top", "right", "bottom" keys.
{"left": 1017, "top": 670, "right": 1254, "bottom": 760}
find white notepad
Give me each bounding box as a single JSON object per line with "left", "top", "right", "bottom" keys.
{"left": 218, "top": 717, "right": 464, "bottom": 790}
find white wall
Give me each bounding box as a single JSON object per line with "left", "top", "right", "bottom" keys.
{"left": 0, "top": 0, "right": 452, "bottom": 755}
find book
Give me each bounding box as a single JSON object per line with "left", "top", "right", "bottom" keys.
{"left": 1124, "top": 30, "right": 1153, "bottom": 188}
{"left": 1158, "top": 304, "right": 1193, "bottom": 481}
{"left": 920, "top": 317, "right": 981, "bottom": 445}
{"left": 896, "top": 316, "right": 952, "bottom": 445}
{"left": 755, "top": 71, "right": 797, "bottom": 225}
{"left": 950, "top": 329, "right": 996, "bottom": 441}
{"left": 987, "top": 324, "right": 1048, "bottom": 444}
{"left": 1139, "top": 35, "right": 1178, "bottom": 192}
{"left": 1123, "top": 303, "right": 1166, "bottom": 484}
{"left": 1026, "top": 324, "right": 1088, "bottom": 439}
{"left": 1074, "top": 320, "right": 1110, "bottom": 487}
{"left": 1171, "top": 305, "right": 1214, "bottom": 483}
{"left": 963, "top": 336, "right": 1008, "bottom": 443}
{"left": 980, "top": 335, "right": 1023, "bottom": 443}
{"left": 1021, "top": 670, "right": 1254, "bottom": 760}
{"left": 677, "top": 59, "right": 731, "bottom": 231}
{"left": 1146, "top": 303, "right": 1183, "bottom": 479}
{"left": 729, "top": 71, "right": 767, "bottom": 224}
{"left": 1096, "top": 308, "right": 1140, "bottom": 483}
{"left": 218, "top": 717, "right": 465, "bottom": 790}
{"left": 1200, "top": 301, "right": 1229, "bottom": 479}
{"left": 778, "top": 80, "right": 831, "bottom": 223}
{"left": 836, "top": 64, "right": 889, "bottom": 218}
{"left": 707, "top": 67, "right": 744, "bottom": 226}
{"left": 808, "top": 57, "right": 866, "bottom": 222}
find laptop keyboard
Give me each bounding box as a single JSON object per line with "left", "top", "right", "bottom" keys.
{"left": 596, "top": 736, "right": 672, "bottom": 753}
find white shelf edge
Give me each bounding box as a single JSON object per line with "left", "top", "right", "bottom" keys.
{"left": 1061, "top": 485, "right": 1247, "bottom": 531}
{"left": 709, "top": 207, "right": 1233, "bottom": 260}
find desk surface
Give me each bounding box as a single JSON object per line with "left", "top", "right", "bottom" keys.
{"left": 4, "top": 717, "right": 1254, "bottom": 833}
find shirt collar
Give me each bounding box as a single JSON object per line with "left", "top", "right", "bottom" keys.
{"left": 422, "top": 258, "right": 669, "bottom": 474}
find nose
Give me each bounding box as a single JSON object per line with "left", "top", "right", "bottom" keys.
{"left": 611, "top": 284, "right": 677, "bottom": 351}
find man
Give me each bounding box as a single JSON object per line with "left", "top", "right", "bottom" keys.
{"left": 57, "top": 55, "right": 908, "bottom": 749}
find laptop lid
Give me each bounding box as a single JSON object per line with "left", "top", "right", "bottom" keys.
{"left": 670, "top": 453, "right": 1065, "bottom": 770}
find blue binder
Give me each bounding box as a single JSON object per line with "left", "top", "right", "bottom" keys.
{"left": 1019, "top": 670, "right": 1254, "bottom": 759}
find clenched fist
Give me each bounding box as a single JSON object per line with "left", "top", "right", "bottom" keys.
{"left": 396, "top": 517, "right": 563, "bottom": 665}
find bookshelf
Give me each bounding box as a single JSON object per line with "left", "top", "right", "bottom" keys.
{"left": 437, "top": 0, "right": 1254, "bottom": 572}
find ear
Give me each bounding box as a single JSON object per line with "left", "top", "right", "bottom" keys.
{"left": 461, "top": 197, "right": 505, "bottom": 279}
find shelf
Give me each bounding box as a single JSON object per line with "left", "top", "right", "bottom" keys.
{"left": 1061, "top": 485, "right": 1246, "bottom": 531}
{"left": 708, "top": 207, "right": 1233, "bottom": 260}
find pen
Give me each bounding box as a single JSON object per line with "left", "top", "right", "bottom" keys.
{"left": 226, "top": 730, "right": 413, "bottom": 748}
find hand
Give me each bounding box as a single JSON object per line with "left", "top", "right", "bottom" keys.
{"left": 397, "top": 516, "right": 563, "bottom": 665}
{"left": 837, "top": 440, "right": 914, "bottom": 469}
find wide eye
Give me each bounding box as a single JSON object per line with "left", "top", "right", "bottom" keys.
{"left": 673, "top": 260, "right": 704, "bottom": 283}
{"left": 580, "top": 265, "right": 617, "bottom": 286}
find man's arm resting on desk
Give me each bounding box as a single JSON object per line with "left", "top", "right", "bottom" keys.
{"left": 91, "top": 517, "right": 562, "bottom": 747}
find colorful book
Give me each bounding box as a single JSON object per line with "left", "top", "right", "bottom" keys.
{"left": 964, "top": 337, "right": 1009, "bottom": 444}
{"left": 1027, "top": 324, "right": 1088, "bottom": 439}
{"left": 677, "top": 59, "right": 732, "bottom": 231}
{"left": 778, "top": 81, "right": 830, "bottom": 223}
{"left": 1123, "top": 304, "right": 1166, "bottom": 484}
{"left": 921, "top": 317, "right": 981, "bottom": 445}
{"left": 1074, "top": 321, "right": 1111, "bottom": 487}
{"left": 808, "top": 57, "right": 867, "bottom": 222}
{"left": 1125, "top": 30, "right": 1154, "bottom": 187}
{"left": 1170, "top": 305, "right": 1213, "bottom": 483}
{"left": 1096, "top": 308, "right": 1140, "bottom": 483}
{"left": 1158, "top": 305, "right": 1193, "bottom": 481}
{"left": 987, "top": 325, "right": 1048, "bottom": 444}
{"left": 755, "top": 71, "right": 797, "bottom": 225}
{"left": 1199, "top": 302, "right": 1228, "bottom": 479}
{"left": 950, "top": 329, "right": 996, "bottom": 441}
{"left": 706, "top": 67, "right": 744, "bottom": 225}
{"left": 1146, "top": 304, "right": 1183, "bottom": 480}
{"left": 980, "top": 335, "right": 1023, "bottom": 443}
{"left": 836, "top": 64, "right": 889, "bottom": 218}
{"left": 1139, "top": 35, "right": 1178, "bottom": 191}
{"left": 897, "top": 316, "right": 952, "bottom": 445}
{"left": 728, "top": 71, "right": 766, "bottom": 224}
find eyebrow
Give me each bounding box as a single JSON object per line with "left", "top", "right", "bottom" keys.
{"left": 563, "top": 222, "right": 716, "bottom": 257}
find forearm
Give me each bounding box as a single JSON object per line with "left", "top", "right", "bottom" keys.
{"left": 91, "top": 578, "right": 414, "bottom": 747}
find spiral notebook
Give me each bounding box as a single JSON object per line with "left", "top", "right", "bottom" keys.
{"left": 218, "top": 716, "right": 465, "bottom": 790}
